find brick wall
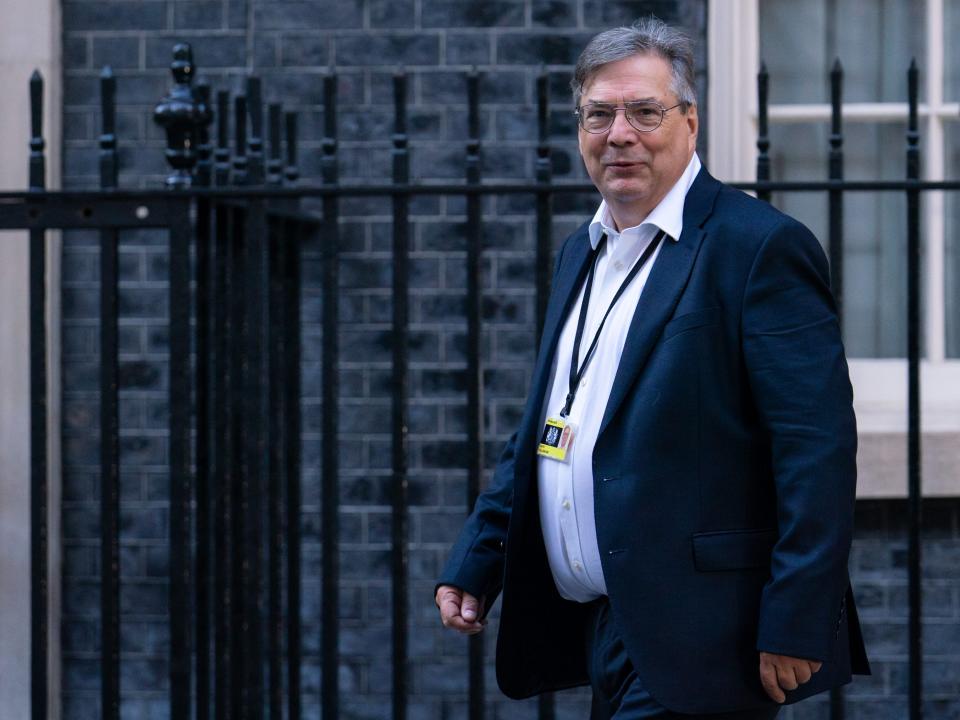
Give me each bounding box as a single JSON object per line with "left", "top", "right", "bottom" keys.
{"left": 57, "top": 1, "right": 960, "bottom": 719}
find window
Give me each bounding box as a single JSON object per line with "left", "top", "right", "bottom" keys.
{"left": 708, "top": 0, "right": 960, "bottom": 496}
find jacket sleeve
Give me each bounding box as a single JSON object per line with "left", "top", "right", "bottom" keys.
{"left": 435, "top": 429, "right": 519, "bottom": 608}
{"left": 435, "top": 233, "right": 572, "bottom": 608}
{"left": 741, "top": 217, "right": 858, "bottom": 662}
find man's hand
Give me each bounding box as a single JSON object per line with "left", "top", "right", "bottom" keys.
{"left": 436, "top": 585, "right": 486, "bottom": 635}
{"left": 759, "top": 652, "right": 822, "bottom": 703}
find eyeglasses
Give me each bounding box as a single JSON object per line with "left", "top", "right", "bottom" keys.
{"left": 575, "top": 100, "right": 686, "bottom": 134}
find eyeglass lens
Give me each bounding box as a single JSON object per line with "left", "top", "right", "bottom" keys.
{"left": 579, "top": 102, "right": 664, "bottom": 132}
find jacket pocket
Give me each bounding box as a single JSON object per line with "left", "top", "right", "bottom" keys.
{"left": 663, "top": 306, "right": 722, "bottom": 341}
{"left": 691, "top": 527, "right": 778, "bottom": 571}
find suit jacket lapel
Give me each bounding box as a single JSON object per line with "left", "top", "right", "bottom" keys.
{"left": 598, "top": 169, "right": 721, "bottom": 437}
{"left": 514, "top": 226, "right": 594, "bottom": 481}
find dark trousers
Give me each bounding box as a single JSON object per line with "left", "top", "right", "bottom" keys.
{"left": 584, "top": 597, "right": 781, "bottom": 720}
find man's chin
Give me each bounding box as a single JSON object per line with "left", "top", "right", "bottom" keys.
{"left": 600, "top": 182, "right": 652, "bottom": 205}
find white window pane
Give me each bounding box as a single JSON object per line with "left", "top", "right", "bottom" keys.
{"left": 946, "top": 0, "right": 960, "bottom": 100}
{"left": 946, "top": 121, "right": 960, "bottom": 357}
{"left": 760, "top": 0, "right": 925, "bottom": 104}
{"left": 768, "top": 122, "right": 909, "bottom": 357}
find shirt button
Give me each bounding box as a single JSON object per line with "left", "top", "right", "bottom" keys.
{"left": 573, "top": 561, "right": 582, "bottom": 571}
{"left": 614, "top": 261, "right": 624, "bottom": 271}
{"left": 562, "top": 499, "right": 571, "bottom": 510}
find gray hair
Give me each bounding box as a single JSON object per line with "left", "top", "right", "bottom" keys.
{"left": 571, "top": 17, "right": 697, "bottom": 110}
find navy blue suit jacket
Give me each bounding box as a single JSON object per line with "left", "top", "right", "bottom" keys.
{"left": 438, "top": 168, "right": 870, "bottom": 714}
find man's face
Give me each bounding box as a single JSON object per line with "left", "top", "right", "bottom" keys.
{"left": 577, "top": 53, "right": 698, "bottom": 223}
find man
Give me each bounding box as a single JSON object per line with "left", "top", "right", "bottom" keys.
{"left": 435, "top": 18, "right": 869, "bottom": 719}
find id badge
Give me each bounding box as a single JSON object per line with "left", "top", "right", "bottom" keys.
{"left": 537, "top": 416, "right": 575, "bottom": 462}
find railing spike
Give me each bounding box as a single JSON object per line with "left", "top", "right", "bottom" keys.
{"left": 214, "top": 90, "right": 231, "bottom": 186}
{"left": 233, "top": 94, "right": 248, "bottom": 185}
{"left": 194, "top": 80, "right": 214, "bottom": 188}
{"left": 321, "top": 72, "right": 338, "bottom": 185}
{"left": 267, "top": 102, "right": 283, "bottom": 186}
{"left": 29, "top": 70, "right": 45, "bottom": 190}
{"left": 756, "top": 59, "right": 770, "bottom": 202}
{"left": 246, "top": 75, "right": 264, "bottom": 184}
{"left": 284, "top": 111, "right": 299, "bottom": 184}
{"left": 99, "top": 66, "right": 118, "bottom": 189}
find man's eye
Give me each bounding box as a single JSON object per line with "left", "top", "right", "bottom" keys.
{"left": 587, "top": 106, "right": 613, "bottom": 118}
{"left": 631, "top": 105, "right": 657, "bottom": 117}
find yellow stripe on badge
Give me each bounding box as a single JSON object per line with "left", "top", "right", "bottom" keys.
{"left": 537, "top": 442, "right": 568, "bottom": 460}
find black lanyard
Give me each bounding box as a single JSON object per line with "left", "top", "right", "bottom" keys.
{"left": 560, "top": 228, "right": 667, "bottom": 417}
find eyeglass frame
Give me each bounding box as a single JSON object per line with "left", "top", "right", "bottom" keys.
{"left": 574, "top": 99, "right": 688, "bottom": 134}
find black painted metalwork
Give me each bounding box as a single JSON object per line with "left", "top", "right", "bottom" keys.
{"left": 535, "top": 68, "right": 554, "bottom": 343}
{"left": 99, "top": 68, "right": 118, "bottom": 189}
{"left": 756, "top": 62, "right": 771, "bottom": 203}
{"left": 192, "top": 69, "right": 216, "bottom": 720}
{"left": 465, "top": 68, "right": 486, "bottom": 720}
{"left": 268, "top": 215, "right": 284, "bottom": 720}
{"left": 29, "top": 71, "right": 45, "bottom": 192}
{"left": 828, "top": 59, "right": 845, "bottom": 323}
{"left": 98, "top": 231, "right": 120, "bottom": 720}
{"left": 285, "top": 111, "right": 300, "bottom": 184}
{"left": 827, "top": 59, "right": 846, "bottom": 720}
{"left": 169, "top": 198, "right": 194, "bottom": 719}
{"left": 320, "top": 70, "right": 341, "bottom": 720}
{"left": 6, "top": 178, "right": 960, "bottom": 205}
{"left": 28, "top": 68, "right": 48, "bottom": 720}
{"left": 246, "top": 76, "right": 265, "bottom": 185}
{"left": 391, "top": 69, "right": 411, "bottom": 720}
{"left": 243, "top": 194, "right": 268, "bottom": 720}
{"left": 154, "top": 44, "right": 203, "bottom": 188}
{"left": 11, "top": 60, "right": 950, "bottom": 720}
{"left": 215, "top": 90, "right": 231, "bottom": 187}
{"left": 196, "top": 80, "right": 214, "bottom": 189}
{"left": 98, "top": 64, "right": 121, "bottom": 720}
{"left": 285, "top": 218, "right": 304, "bottom": 720}
{"left": 268, "top": 103, "right": 283, "bottom": 186}
{"left": 228, "top": 204, "right": 246, "bottom": 720}
{"left": 535, "top": 69, "right": 556, "bottom": 720}
{"left": 234, "top": 95, "right": 249, "bottom": 186}
{"left": 905, "top": 58, "right": 923, "bottom": 720}
{"left": 213, "top": 194, "right": 233, "bottom": 720}
{"left": 194, "top": 133, "right": 214, "bottom": 720}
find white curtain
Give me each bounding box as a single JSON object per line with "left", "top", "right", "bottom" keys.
{"left": 759, "top": 0, "right": 926, "bottom": 358}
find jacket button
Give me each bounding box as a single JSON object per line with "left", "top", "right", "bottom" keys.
{"left": 498, "top": 539, "right": 506, "bottom": 552}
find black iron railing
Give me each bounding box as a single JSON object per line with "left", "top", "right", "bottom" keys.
{"left": 4, "top": 43, "right": 948, "bottom": 720}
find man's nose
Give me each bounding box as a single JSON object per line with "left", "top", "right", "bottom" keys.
{"left": 607, "top": 109, "right": 639, "bottom": 145}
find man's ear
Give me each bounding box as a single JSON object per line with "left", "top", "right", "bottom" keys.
{"left": 685, "top": 103, "right": 699, "bottom": 150}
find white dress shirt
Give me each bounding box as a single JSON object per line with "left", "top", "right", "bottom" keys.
{"left": 537, "top": 153, "right": 702, "bottom": 602}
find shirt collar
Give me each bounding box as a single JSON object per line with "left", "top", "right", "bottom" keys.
{"left": 588, "top": 152, "right": 702, "bottom": 250}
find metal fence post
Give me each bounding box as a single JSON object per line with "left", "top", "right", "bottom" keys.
{"left": 905, "top": 58, "right": 923, "bottom": 720}
{"left": 756, "top": 62, "right": 771, "bottom": 203}
{"left": 465, "top": 68, "right": 486, "bottom": 720}
{"left": 391, "top": 68, "right": 411, "bottom": 720}
{"left": 28, "top": 67, "right": 49, "bottom": 720}
{"left": 98, "top": 65, "right": 121, "bottom": 720}
{"left": 320, "top": 69, "right": 342, "bottom": 720}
